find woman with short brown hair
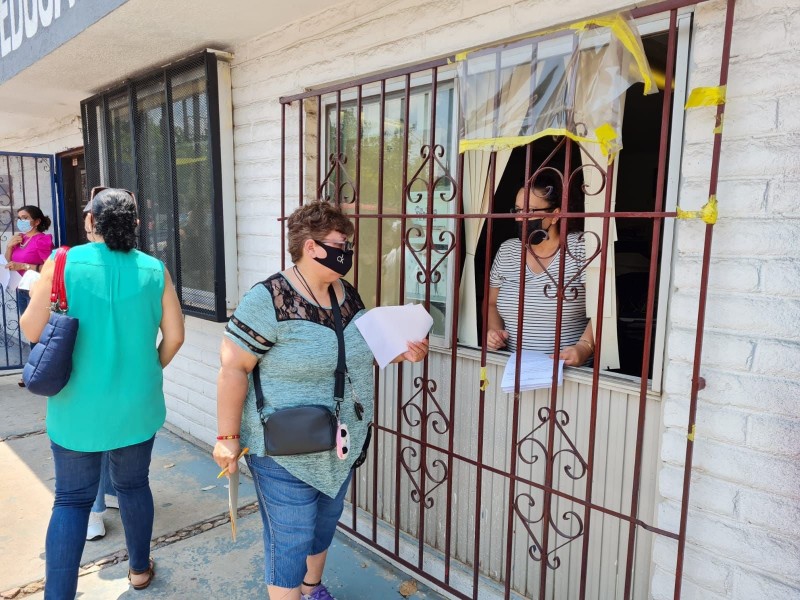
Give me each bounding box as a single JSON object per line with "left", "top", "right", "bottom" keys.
{"left": 214, "top": 201, "right": 428, "bottom": 600}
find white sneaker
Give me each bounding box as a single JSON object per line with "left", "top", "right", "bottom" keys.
{"left": 105, "top": 494, "right": 119, "bottom": 509}
{"left": 86, "top": 511, "right": 106, "bottom": 541}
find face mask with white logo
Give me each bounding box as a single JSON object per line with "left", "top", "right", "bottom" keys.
{"left": 313, "top": 241, "right": 354, "bottom": 276}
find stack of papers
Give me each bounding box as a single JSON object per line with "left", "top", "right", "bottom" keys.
{"left": 501, "top": 350, "right": 564, "bottom": 392}
{"left": 355, "top": 304, "right": 434, "bottom": 368}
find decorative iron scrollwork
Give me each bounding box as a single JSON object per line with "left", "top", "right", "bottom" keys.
{"left": 517, "top": 407, "right": 587, "bottom": 481}
{"left": 401, "top": 376, "right": 449, "bottom": 435}
{"left": 516, "top": 135, "right": 608, "bottom": 304}
{"left": 514, "top": 493, "right": 585, "bottom": 570}
{"left": 404, "top": 144, "right": 457, "bottom": 207}
{"left": 400, "top": 446, "right": 448, "bottom": 508}
{"left": 402, "top": 144, "right": 457, "bottom": 287}
{"left": 318, "top": 153, "right": 357, "bottom": 205}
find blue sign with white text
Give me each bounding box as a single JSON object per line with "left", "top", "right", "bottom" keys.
{"left": 0, "top": 0, "right": 130, "bottom": 84}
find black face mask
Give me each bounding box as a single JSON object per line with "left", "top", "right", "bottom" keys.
{"left": 313, "top": 241, "right": 354, "bottom": 276}
{"left": 517, "top": 219, "right": 549, "bottom": 246}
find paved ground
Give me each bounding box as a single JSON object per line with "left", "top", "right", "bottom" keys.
{"left": 0, "top": 375, "right": 444, "bottom": 600}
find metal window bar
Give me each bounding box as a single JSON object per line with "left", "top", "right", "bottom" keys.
{"left": 277, "top": 1, "right": 734, "bottom": 598}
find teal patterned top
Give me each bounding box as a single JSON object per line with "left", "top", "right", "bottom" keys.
{"left": 224, "top": 273, "right": 374, "bottom": 498}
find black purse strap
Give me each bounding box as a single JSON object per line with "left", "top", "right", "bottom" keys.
{"left": 253, "top": 283, "right": 346, "bottom": 415}
{"left": 254, "top": 361, "right": 265, "bottom": 413}
{"left": 328, "top": 284, "right": 347, "bottom": 403}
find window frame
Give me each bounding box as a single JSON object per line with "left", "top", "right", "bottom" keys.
{"left": 80, "top": 50, "right": 234, "bottom": 322}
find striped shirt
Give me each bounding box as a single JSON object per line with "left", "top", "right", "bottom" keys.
{"left": 489, "top": 233, "right": 588, "bottom": 353}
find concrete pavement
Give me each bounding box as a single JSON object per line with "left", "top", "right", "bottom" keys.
{"left": 0, "top": 375, "right": 444, "bottom": 599}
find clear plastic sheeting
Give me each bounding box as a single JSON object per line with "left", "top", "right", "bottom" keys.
{"left": 457, "top": 14, "right": 655, "bottom": 160}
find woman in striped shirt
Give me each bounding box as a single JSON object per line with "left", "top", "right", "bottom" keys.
{"left": 486, "top": 177, "right": 595, "bottom": 366}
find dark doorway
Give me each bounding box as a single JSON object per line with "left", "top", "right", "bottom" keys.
{"left": 58, "top": 149, "right": 87, "bottom": 247}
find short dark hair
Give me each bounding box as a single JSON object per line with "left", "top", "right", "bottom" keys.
{"left": 92, "top": 189, "right": 138, "bottom": 252}
{"left": 19, "top": 205, "right": 52, "bottom": 232}
{"left": 286, "top": 202, "right": 354, "bottom": 263}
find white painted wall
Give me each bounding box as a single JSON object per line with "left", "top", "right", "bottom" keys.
{"left": 1, "top": 0, "right": 798, "bottom": 597}
{"left": 650, "top": 0, "right": 800, "bottom": 597}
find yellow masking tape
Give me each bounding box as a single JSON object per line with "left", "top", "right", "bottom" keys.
{"left": 594, "top": 123, "right": 619, "bottom": 158}
{"left": 459, "top": 125, "right": 620, "bottom": 163}
{"left": 685, "top": 85, "right": 727, "bottom": 109}
{"left": 455, "top": 51, "right": 468, "bottom": 62}
{"left": 687, "top": 424, "right": 696, "bottom": 442}
{"left": 676, "top": 195, "right": 718, "bottom": 225}
{"left": 479, "top": 366, "right": 489, "bottom": 391}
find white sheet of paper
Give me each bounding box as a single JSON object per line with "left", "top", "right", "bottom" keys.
{"left": 501, "top": 350, "right": 564, "bottom": 392}
{"left": 355, "top": 304, "right": 434, "bottom": 369}
{"left": 0, "top": 256, "right": 9, "bottom": 291}
{"left": 18, "top": 269, "right": 40, "bottom": 291}
{"left": 5, "top": 270, "right": 22, "bottom": 294}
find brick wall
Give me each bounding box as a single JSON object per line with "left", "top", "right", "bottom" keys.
{"left": 652, "top": 0, "right": 800, "bottom": 597}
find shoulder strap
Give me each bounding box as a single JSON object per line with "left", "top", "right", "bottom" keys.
{"left": 328, "top": 283, "right": 347, "bottom": 402}
{"left": 50, "top": 246, "right": 70, "bottom": 311}
{"left": 253, "top": 365, "right": 265, "bottom": 413}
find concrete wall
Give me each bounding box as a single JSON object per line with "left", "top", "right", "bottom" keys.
{"left": 1, "top": 0, "right": 798, "bottom": 597}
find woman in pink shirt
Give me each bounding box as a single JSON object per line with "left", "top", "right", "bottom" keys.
{"left": 5, "top": 205, "right": 54, "bottom": 384}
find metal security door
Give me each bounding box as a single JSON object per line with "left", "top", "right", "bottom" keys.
{"left": 0, "top": 152, "right": 60, "bottom": 370}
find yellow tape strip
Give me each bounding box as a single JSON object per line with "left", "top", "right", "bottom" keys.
{"left": 479, "top": 366, "right": 489, "bottom": 391}
{"left": 685, "top": 85, "right": 727, "bottom": 109}
{"left": 676, "top": 195, "right": 718, "bottom": 225}
{"left": 459, "top": 123, "right": 620, "bottom": 161}
{"left": 687, "top": 424, "right": 696, "bottom": 442}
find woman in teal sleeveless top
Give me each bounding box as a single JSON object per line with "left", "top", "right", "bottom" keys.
{"left": 21, "top": 188, "right": 184, "bottom": 598}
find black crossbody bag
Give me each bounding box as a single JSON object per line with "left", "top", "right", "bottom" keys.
{"left": 255, "top": 286, "right": 371, "bottom": 467}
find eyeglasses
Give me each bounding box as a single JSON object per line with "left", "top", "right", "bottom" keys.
{"left": 509, "top": 206, "right": 557, "bottom": 214}
{"left": 315, "top": 239, "right": 355, "bottom": 252}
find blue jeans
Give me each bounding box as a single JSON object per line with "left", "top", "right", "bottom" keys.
{"left": 90, "top": 452, "right": 118, "bottom": 513}
{"left": 246, "top": 454, "right": 352, "bottom": 588}
{"left": 16, "top": 289, "right": 34, "bottom": 350}
{"left": 46, "top": 436, "right": 156, "bottom": 600}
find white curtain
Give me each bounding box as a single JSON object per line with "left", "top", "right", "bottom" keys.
{"left": 576, "top": 46, "right": 622, "bottom": 370}
{"left": 457, "top": 65, "right": 529, "bottom": 346}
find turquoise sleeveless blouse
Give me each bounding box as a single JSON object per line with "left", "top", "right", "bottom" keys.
{"left": 46, "top": 243, "right": 166, "bottom": 451}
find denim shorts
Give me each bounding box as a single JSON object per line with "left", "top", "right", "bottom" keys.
{"left": 246, "top": 454, "right": 352, "bottom": 588}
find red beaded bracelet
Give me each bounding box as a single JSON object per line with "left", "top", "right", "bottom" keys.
{"left": 216, "top": 434, "right": 240, "bottom": 440}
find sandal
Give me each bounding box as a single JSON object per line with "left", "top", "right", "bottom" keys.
{"left": 128, "top": 557, "right": 155, "bottom": 590}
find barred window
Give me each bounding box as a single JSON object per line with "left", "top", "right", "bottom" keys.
{"left": 81, "top": 51, "right": 234, "bottom": 321}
